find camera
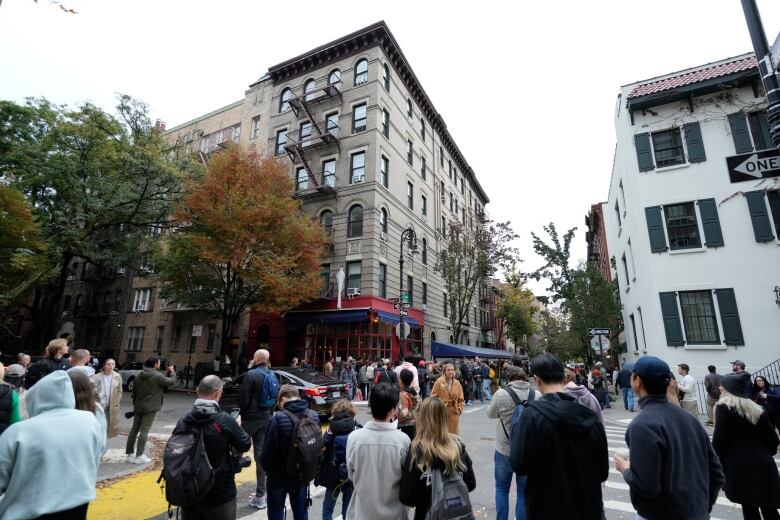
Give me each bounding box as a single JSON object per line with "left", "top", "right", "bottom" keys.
{"left": 230, "top": 447, "right": 251, "bottom": 473}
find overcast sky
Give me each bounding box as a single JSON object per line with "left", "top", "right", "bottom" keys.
{"left": 2, "top": 0, "right": 780, "bottom": 294}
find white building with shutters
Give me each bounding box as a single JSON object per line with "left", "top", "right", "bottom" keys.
{"left": 604, "top": 53, "right": 780, "bottom": 379}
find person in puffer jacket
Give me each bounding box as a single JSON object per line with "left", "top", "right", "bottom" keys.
{"left": 564, "top": 369, "right": 604, "bottom": 422}
{"left": 317, "top": 400, "right": 362, "bottom": 520}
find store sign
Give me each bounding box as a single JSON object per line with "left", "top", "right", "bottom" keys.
{"left": 191, "top": 325, "right": 203, "bottom": 337}
{"left": 727, "top": 149, "right": 780, "bottom": 183}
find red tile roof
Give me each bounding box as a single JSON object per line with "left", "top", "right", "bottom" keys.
{"left": 627, "top": 55, "right": 756, "bottom": 99}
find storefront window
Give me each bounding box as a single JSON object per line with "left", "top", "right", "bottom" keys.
{"left": 301, "top": 319, "right": 394, "bottom": 367}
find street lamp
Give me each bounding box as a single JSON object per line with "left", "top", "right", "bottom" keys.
{"left": 398, "top": 227, "right": 418, "bottom": 360}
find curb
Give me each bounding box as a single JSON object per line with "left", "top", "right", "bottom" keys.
{"left": 97, "top": 461, "right": 151, "bottom": 483}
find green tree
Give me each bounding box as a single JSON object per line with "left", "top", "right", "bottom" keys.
{"left": 0, "top": 96, "right": 196, "bottom": 345}
{"left": 567, "top": 261, "right": 620, "bottom": 364}
{"left": 435, "top": 212, "right": 519, "bottom": 344}
{"left": 498, "top": 282, "right": 538, "bottom": 350}
{"left": 154, "top": 146, "right": 326, "bottom": 357}
{"left": 537, "top": 307, "right": 581, "bottom": 361}
{"left": 529, "top": 222, "right": 576, "bottom": 306}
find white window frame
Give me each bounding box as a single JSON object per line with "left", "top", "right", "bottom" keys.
{"left": 251, "top": 116, "right": 262, "bottom": 139}
{"left": 132, "top": 288, "right": 151, "bottom": 312}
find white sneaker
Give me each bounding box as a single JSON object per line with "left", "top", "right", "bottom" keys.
{"left": 133, "top": 454, "right": 151, "bottom": 464}
{"left": 125, "top": 454, "right": 136, "bottom": 463}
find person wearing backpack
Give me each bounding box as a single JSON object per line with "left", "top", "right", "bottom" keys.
{"left": 400, "top": 397, "right": 476, "bottom": 520}
{"left": 24, "top": 338, "right": 70, "bottom": 389}
{"left": 317, "top": 399, "right": 361, "bottom": 520}
{"left": 510, "top": 354, "right": 608, "bottom": 520}
{"left": 239, "top": 348, "right": 278, "bottom": 510}
{"left": 397, "top": 369, "right": 419, "bottom": 440}
{"left": 260, "top": 384, "right": 321, "bottom": 520}
{"left": 164, "top": 375, "right": 251, "bottom": 520}
{"left": 486, "top": 365, "right": 533, "bottom": 520}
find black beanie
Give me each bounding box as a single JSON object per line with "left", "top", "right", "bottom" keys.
{"left": 720, "top": 372, "right": 751, "bottom": 398}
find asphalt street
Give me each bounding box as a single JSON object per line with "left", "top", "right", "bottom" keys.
{"left": 89, "top": 391, "right": 777, "bottom": 520}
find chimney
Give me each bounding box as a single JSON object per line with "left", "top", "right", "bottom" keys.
{"left": 154, "top": 119, "right": 167, "bottom": 131}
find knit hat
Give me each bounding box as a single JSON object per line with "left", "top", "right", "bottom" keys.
{"left": 720, "top": 372, "right": 751, "bottom": 398}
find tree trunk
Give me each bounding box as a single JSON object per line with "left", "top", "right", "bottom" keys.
{"left": 34, "top": 253, "right": 72, "bottom": 350}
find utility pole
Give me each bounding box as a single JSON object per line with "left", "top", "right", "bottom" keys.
{"left": 741, "top": 0, "right": 780, "bottom": 148}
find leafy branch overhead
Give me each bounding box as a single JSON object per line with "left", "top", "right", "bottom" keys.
{"left": 529, "top": 222, "right": 576, "bottom": 306}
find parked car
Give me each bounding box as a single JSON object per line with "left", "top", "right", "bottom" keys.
{"left": 219, "top": 366, "right": 348, "bottom": 418}
{"left": 117, "top": 362, "right": 144, "bottom": 391}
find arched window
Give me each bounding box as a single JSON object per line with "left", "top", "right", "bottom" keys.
{"left": 328, "top": 69, "right": 341, "bottom": 88}
{"left": 304, "top": 79, "right": 316, "bottom": 101}
{"left": 279, "top": 88, "right": 292, "bottom": 113}
{"left": 320, "top": 210, "right": 333, "bottom": 235}
{"left": 431, "top": 331, "right": 437, "bottom": 343}
{"left": 380, "top": 208, "right": 388, "bottom": 234}
{"left": 347, "top": 205, "right": 363, "bottom": 238}
{"left": 382, "top": 63, "right": 390, "bottom": 91}
{"left": 421, "top": 238, "right": 427, "bottom": 265}
{"left": 354, "top": 59, "right": 368, "bottom": 85}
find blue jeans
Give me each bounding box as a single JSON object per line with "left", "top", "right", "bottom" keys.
{"left": 494, "top": 450, "right": 525, "bottom": 520}
{"left": 483, "top": 379, "right": 492, "bottom": 400}
{"left": 267, "top": 481, "right": 308, "bottom": 520}
{"left": 621, "top": 387, "right": 635, "bottom": 411}
{"left": 322, "top": 484, "right": 352, "bottom": 520}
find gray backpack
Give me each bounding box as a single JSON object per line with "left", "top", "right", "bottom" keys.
{"left": 425, "top": 468, "right": 474, "bottom": 520}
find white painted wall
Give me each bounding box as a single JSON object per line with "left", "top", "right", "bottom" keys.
{"left": 605, "top": 63, "right": 780, "bottom": 380}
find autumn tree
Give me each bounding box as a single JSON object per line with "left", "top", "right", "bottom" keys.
{"left": 497, "top": 281, "right": 538, "bottom": 350}
{"left": 435, "top": 211, "right": 519, "bottom": 344}
{"left": 154, "top": 146, "right": 325, "bottom": 356}
{"left": 0, "top": 96, "right": 195, "bottom": 345}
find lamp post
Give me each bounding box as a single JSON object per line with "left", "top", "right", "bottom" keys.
{"left": 398, "top": 227, "right": 418, "bottom": 360}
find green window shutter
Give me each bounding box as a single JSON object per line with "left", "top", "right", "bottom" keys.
{"left": 634, "top": 133, "right": 655, "bottom": 171}
{"left": 745, "top": 190, "right": 775, "bottom": 242}
{"left": 683, "top": 122, "right": 706, "bottom": 162}
{"left": 753, "top": 111, "right": 773, "bottom": 150}
{"left": 697, "top": 198, "right": 724, "bottom": 247}
{"left": 728, "top": 113, "right": 753, "bottom": 153}
{"left": 715, "top": 289, "right": 744, "bottom": 346}
{"left": 659, "top": 292, "right": 685, "bottom": 346}
{"left": 645, "top": 206, "right": 668, "bottom": 253}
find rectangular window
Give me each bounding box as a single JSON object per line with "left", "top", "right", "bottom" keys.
{"left": 679, "top": 290, "right": 720, "bottom": 344}
{"left": 448, "top": 159, "right": 452, "bottom": 179}
{"left": 407, "top": 139, "right": 413, "bottom": 165}
{"left": 113, "top": 290, "right": 122, "bottom": 312}
{"left": 275, "top": 128, "right": 287, "bottom": 156}
{"left": 421, "top": 119, "right": 426, "bottom": 141}
{"left": 449, "top": 192, "right": 454, "bottom": 212}
{"left": 441, "top": 216, "right": 446, "bottom": 235}
{"left": 352, "top": 103, "right": 367, "bottom": 133}
{"left": 350, "top": 152, "right": 365, "bottom": 184}
{"left": 127, "top": 327, "right": 145, "bottom": 352}
{"left": 619, "top": 180, "right": 627, "bottom": 213}
{"left": 132, "top": 288, "right": 151, "bottom": 312}
{"left": 379, "top": 263, "right": 387, "bottom": 298}
{"left": 300, "top": 122, "right": 313, "bottom": 147}
{"left": 455, "top": 199, "right": 459, "bottom": 215}
{"left": 154, "top": 325, "right": 164, "bottom": 354}
{"left": 629, "top": 314, "right": 639, "bottom": 351}
{"left": 664, "top": 202, "right": 701, "bottom": 250}
{"left": 421, "top": 157, "right": 426, "bottom": 180}
{"left": 440, "top": 181, "right": 445, "bottom": 201}
{"left": 638, "top": 307, "right": 647, "bottom": 349}
{"left": 422, "top": 282, "right": 427, "bottom": 305}
{"left": 382, "top": 109, "right": 389, "bottom": 138}
{"left": 767, "top": 190, "right": 780, "bottom": 235}
{"left": 621, "top": 254, "right": 630, "bottom": 288}
{"left": 422, "top": 195, "right": 428, "bottom": 217}
{"left": 407, "top": 275, "right": 414, "bottom": 306}
{"left": 443, "top": 293, "right": 448, "bottom": 317}
{"left": 652, "top": 128, "right": 685, "bottom": 167}
{"left": 322, "top": 159, "right": 336, "bottom": 187}
{"left": 171, "top": 325, "right": 182, "bottom": 352}
{"left": 320, "top": 264, "right": 330, "bottom": 295}
{"left": 628, "top": 239, "right": 637, "bottom": 279}
{"left": 407, "top": 182, "right": 414, "bottom": 209}
{"left": 347, "top": 261, "right": 361, "bottom": 291}
{"left": 440, "top": 146, "right": 444, "bottom": 168}
{"left": 206, "top": 324, "right": 216, "bottom": 352}
{"left": 380, "top": 155, "right": 389, "bottom": 188}
{"left": 326, "top": 112, "right": 339, "bottom": 138}
{"left": 460, "top": 177, "right": 464, "bottom": 195}
{"left": 614, "top": 201, "right": 621, "bottom": 227}
{"left": 296, "top": 167, "right": 308, "bottom": 191}
{"left": 251, "top": 116, "right": 262, "bottom": 139}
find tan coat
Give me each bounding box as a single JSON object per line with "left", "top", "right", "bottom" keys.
{"left": 95, "top": 371, "right": 123, "bottom": 438}
{"left": 431, "top": 376, "right": 465, "bottom": 434}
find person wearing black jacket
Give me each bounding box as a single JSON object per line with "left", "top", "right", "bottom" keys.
{"left": 239, "top": 349, "right": 274, "bottom": 510}
{"left": 510, "top": 353, "right": 608, "bottom": 520}
{"left": 615, "top": 356, "right": 724, "bottom": 520}
{"left": 177, "top": 375, "right": 252, "bottom": 520}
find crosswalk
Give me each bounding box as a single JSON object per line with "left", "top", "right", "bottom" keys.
{"left": 600, "top": 420, "right": 780, "bottom": 520}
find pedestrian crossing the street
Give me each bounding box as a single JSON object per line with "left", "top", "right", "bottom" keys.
{"left": 600, "top": 420, "right": 780, "bottom": 520}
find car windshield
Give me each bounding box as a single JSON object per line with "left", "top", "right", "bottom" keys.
{"left": 279, "top": 367, "right": 338, "bottom": 385}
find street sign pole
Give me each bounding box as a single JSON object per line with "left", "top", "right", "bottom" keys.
{"left": 598, "top": 334, "right": 604, "bottom": 364}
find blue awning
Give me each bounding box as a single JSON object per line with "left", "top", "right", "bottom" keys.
{"left": 376, "top": 310, "right": 420, "bottom": 328}
{"left": 431, "top": 341, "right": 515, "bottom": 359}
{"left": 285, "top": 309, "right": 368, "bottom": 324}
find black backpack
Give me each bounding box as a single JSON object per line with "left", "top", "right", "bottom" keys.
{"left": 23, "top": 359, "right": 54, "bottom": 389}
{"left": 283, "top": 410, "right": 323, "bottom": 486}
{"left": 158, "top": 423, "right": 217, "bottom": 507}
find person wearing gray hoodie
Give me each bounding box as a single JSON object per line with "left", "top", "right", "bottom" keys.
{"left": 0, "top": 370, "right": 104, "bottom": 519}
{"left": 486, "top": 365, "right": 534, "bottom": 520}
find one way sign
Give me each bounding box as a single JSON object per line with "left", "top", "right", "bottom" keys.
{"left": 727, "top": 149, "right": 780, "bottom": 183}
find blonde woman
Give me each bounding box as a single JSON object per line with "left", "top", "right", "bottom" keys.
{"left": 399, "top": 397, "right": 476, "bottom": 520}
{"left": 712, "top": 372, "right": 780, "bottom": 520}
{"left": 430, "top": 363, "right": 465, "bottom": 434}
{"left": 94, "top": 358, "right": 123, "bottom": 438}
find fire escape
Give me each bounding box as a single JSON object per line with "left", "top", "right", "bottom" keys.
{"left": 284, "top": 80, "right": 342, "bottom": 200}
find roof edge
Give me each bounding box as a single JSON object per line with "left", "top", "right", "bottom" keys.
{"left": 164, "top": 99, "right": 244, "bottom": 134}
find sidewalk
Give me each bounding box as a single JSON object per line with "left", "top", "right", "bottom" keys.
{"left": 98, "top": 433, "right": 167, "bottom": 482}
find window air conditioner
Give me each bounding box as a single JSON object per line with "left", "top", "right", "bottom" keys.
{"left": 346, "top": 287, "right": 361, "bottom": 297}
{"left": 66, "top": 275, "right": 75, "bottom": 281}
{"left": 380, "top": 231, "right": 387, "bottom": 241}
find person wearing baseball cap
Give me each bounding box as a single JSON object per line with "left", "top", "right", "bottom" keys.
{"left": 731, "top": 360, "right": 754, "bottom": 397}
{"left": 615, "top": 356, "right": 724, "bottom": 520}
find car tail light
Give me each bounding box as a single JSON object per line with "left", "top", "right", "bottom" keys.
{"left": 303, "top": 386, "right": 328, "bottom": 397}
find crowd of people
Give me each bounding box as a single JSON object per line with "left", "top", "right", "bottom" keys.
{"left": 2, "top": 339, "right": 780, "bottom": 520}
